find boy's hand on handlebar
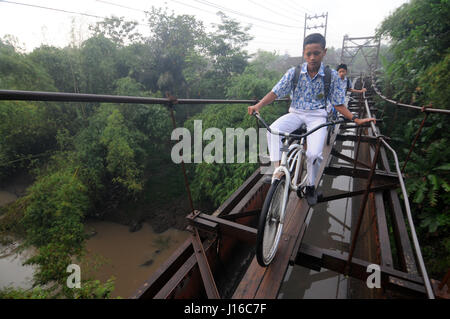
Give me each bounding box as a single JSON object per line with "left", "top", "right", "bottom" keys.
{"left": 248, "top": 105, "right": 260, "bottom": 115}
{"left": 355, "top": 117, "right": 376, "bottom": 125}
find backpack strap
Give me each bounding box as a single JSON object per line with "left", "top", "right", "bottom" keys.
{"left": 323, "top": 65, "right": 332, "bottom": 102}
{"left": 292, "top": 64, "right": 332, "bottom": 102}
{"left": 292, "top": 64, "right": 301, "bottom": 95}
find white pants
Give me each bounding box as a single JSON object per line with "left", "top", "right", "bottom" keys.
{"left": 266, "top": 109, "right": 328, "bottom": 186}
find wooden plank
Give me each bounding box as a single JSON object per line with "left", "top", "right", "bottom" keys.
{"left": 387, "top": 189, "right": 419, "bottom": 275}
{"left": 231, "top": 192, "right": 301, "bottom": 299}
{"left": 232, "top": 257, "right": 267, "bottom": 299}
{"left": 255, "top": 195, "right": 310, "bottom": 298}
{"left": 235, "top": 122, "right": 341, "bottom": 299}
{"left": 374, "top": 191, "right": 394, "bottom": 268}
{"left": 254, "top": 234, "right": 297, "bottom": 298}
{"left": 290, "top": 122, "right": 342, "bottom": 266}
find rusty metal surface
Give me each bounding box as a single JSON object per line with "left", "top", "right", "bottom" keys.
{"left": 296, "top": 243, "right": 425, "bottom": 286}
{"left": 0, "top": 81, "right": 440, "bottom": 299}
{"left": 0, "top": 89, "right": 290, "bottom": 106}
{"left": 190, "top": 228, "right": 220, "bottom": 299}
{"left": 132, "top": 169, "right": 267, "bottom": 299}
{"left": 346, "top": 138, "right": 382, "bottom": 273}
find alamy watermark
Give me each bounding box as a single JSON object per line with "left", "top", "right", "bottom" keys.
{"left": 366, "top": 264, "right": 381, "bottom": 289}
{"left": 67, "top": 264, "right": 81, "bottom": 289}
{"left": 171, "top": 120, "right": 270, "bottom": 165}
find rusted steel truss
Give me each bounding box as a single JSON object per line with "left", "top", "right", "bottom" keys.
{"left": 0, "top": 87, "right": 443, "bottom": 299}
{"left": 132, "top": 88, "right": 441, "bottom": 299}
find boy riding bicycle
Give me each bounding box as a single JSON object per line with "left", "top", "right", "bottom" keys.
{"left": 247, "top": 33, "right": 376, "bottom": 206}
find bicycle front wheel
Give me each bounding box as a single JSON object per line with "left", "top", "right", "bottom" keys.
{"left": 256, "top": 177, "right": 286, "bottom": 267}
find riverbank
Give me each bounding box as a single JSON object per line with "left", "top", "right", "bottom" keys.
{"left": 82, "top": 220, "right": 190, "bottom": 298}
{"left": 0, "top": 171, "right": 194, "bottom": 297}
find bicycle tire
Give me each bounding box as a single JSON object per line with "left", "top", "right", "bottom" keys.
{"left": 256, "top": 177, "right": 286, "bottom": 267}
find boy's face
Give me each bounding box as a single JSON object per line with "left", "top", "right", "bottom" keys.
{"left": 338, "top": 68, "right": 347, "bottom": 79}
{"left": 303, "top": 43, "right": 326, "bottom": 70}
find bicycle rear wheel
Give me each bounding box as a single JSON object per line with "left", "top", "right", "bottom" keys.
{"left": 256, "top": 177, "right": 286, "bottom": 267}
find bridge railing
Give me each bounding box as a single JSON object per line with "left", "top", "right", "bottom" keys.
{"left": 353, "top": 77, "right": 436, "bottom": 298}
{"left": 0, "top": 89, "right": 289, "bottom": 213}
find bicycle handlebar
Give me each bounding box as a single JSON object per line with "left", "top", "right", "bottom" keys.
{"left": 252, "top": 111, "right": 348, "bottom": 139}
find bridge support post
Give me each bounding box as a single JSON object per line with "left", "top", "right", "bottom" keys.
{"left": 346, "top": 137, "right": 382, "bottom": 275}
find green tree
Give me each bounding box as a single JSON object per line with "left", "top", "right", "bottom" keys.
{"left": 79, "top": 35, "right": 118, "bottom": 94}
{"left": 21, "top": 169, "right": 89, "bottom": 287}
{"left": 144, "top": 7, "right": 206, "bottom": 97}
{"left": 90, "top": 16, "right": 143, "bottom": 46}
{"left": 377, "top": 0, "right": 450, "bottom": 278}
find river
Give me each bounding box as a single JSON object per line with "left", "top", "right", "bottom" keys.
{"left": 81, "top": 220, "right": 189, "bottom": 298}
{"left": 0, "top": 185, "right": 189, "bottom": 298}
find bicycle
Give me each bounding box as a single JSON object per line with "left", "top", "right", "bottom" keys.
{"left": 252, "top": 111, "right": 346, "bottom": 267}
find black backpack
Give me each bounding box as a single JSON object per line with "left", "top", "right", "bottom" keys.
{"left": 292, "top": 64, "right": 332, "bottom": 102}
{"left": 346, "top": 78, "right": 351, "bottom": 92}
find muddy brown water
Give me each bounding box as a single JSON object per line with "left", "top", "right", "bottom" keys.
{"left": 81, "top": 220, "right": 189, "bottom": 298}
{"left": 0, "top": 217, "right": 189, "bottom": 297}
{"left": 0, "top": 186, "right": 189, "bottom": 297}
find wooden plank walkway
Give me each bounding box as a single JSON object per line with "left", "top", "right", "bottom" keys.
{"left": 232, "top": 123, "right": 342, "bottom": 299}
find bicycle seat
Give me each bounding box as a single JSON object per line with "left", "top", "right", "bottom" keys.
{"left": 282, "top": 123, "right": 307, "bottom": 143}
{"left": 291, "top": 123, "right": 307, "bottom": 136}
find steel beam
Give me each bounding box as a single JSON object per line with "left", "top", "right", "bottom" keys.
{"left": 318, "top": 183, "right": 398, "bottom": 203}
{"left": 191, "top": 228, "right": 220, "bottom": 299}
{"left": 187, "top": 212, "right": 257, "bottom": 246}
{"left": 295, "top": 243, "right": 427, "bottom": 295}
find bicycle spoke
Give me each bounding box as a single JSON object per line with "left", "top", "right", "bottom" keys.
{"left": 262, "top": 179, "right": 285, "bottom": 263}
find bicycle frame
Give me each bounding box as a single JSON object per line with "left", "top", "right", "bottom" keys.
{"left": 253, "top": 111, "right": 347, "bottom": 266}
{"left": 271, "top": 136, "right": 307, "bottom": 226}
{"left": 253, "top": 111, "right": 346, "bottom": 225}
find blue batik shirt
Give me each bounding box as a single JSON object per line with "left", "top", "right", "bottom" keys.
{"left": 337, "top": 76, "right": 350, "bottom": 92}
{"left": 271, "top": 62, "right": 345, "bottom": 112}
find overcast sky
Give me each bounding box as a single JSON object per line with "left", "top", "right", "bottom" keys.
{"left": 0, "top": 0, "right": 409, "bottom": 55}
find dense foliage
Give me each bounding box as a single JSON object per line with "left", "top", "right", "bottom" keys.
{"left": 0, "top": 8, "right": 260, "bottom": 298}
{"left": 377, "top": 0, "right": 449, "bottom": 278}
{"left": 0, "top": 1, "right": 448, "bottom": 298}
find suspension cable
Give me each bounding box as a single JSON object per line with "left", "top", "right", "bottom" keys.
{"left": 370, "top": 71, "right": 450, "bottom": 115}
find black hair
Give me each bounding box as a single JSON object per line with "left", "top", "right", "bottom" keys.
{"left": 337, "top": 64, "right": 348, "bottom": 71}
{"left": 303, "top": 33, "right": 326, "bottom": 49}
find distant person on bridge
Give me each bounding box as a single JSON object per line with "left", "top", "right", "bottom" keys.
{"left": 336, "top": 63, "right": 367, "bottom": 94}
{"left": 247, "top": 33, "right": 376, "bottom": 205}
